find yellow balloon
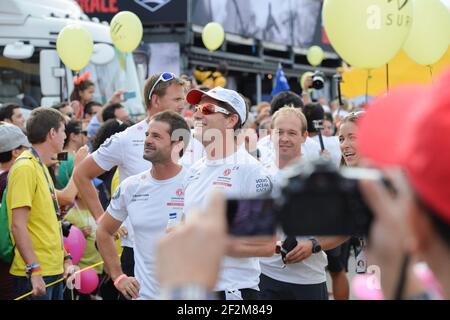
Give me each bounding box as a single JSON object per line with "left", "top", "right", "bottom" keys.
{"left": 307, "top": 46, "right": 324, "bottom": 66}
{"left": 323, "top": 0, "right": 413, "bottom": 69}
{"left": 403, "top": 0, "right": 450, "bottom": 66}
{"left": 110, "top": 11, "right": 143, "bottom": 53}
{"left": 202, "top": 22, "right": 225, "bottom": 51}
{"left": 56, "top": 25, "right": 93, "bottom": 72}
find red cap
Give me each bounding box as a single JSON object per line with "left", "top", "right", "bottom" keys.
{"left": 358, "top": 67, "right": 450, "bottom": 225}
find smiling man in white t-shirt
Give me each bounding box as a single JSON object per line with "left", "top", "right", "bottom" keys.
{"left": 73, "top": 73, "right": 204, "bottom": 296}
{"left": 96, "top": 111, "right": 191, "bottom": 300}
{"left": 183, "top": 87, "right": 274, "bottom": 300}
{"left": 259, "top": 106, "right": 347, "bottom": 300}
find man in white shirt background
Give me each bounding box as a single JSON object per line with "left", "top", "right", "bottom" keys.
{"left": 257, "top": 91, "right": 323, "bottom": 168}
{"left": 96, "top": 111, "right": 191, "bottom": 300}
{"left": 73, "top": 73, "right": 203, "bottom": 298}
{"left": 183, "top": 87, "right": 274, "bottom": 300}
{"left": 302, "top": 103, "right": 342, "bottom": 168}
{"left": 259, "top": 106, "right": 347, "bottom": 300}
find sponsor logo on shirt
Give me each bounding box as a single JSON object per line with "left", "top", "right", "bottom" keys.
{"left": 256, "top": 177, "right": 272, "bottom": 193}
{"left": 167, "top": 191, "right": 184, "bottom": 207}
{"left": 223, "top": 169, "right": 231, "bottom": 176}
{"left": 131, "top": 193, "right": 150, "bottom": 202}
{"left": 212, "top": 181, "right": 232, "bottom": 187}
{"left": 132, "top": 139, "right": 145, "bottom": 147}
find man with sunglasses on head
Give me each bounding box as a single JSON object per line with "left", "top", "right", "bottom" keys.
{"left": 73, "top": 73, "right": 204, "bottom": 299}
{"left": 182, "top": 87, "right": 274, "bottom": 300}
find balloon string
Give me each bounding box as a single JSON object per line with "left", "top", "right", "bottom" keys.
{"left": 14, "top": 255, "right": 120, "bottom": 300}
{"left": 428, "top": 65, "right": 434, "bottom": 83}
{"left": 365, "top": 69, "right": 372, "bottom": 105}
{"left": 386, "top": 64, "right": 390, "bottom": 94}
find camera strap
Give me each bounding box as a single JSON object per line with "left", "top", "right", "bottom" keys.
{"left": 30, "top": 147, "right": 62, "bottom": 221}
{"left": 394, "top": 253, "right": 411, "bottom": 300}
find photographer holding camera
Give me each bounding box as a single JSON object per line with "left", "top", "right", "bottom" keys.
{"left": 356, "top": 70, "right": 450, "bottom": 299}
{"left": 259, "top": 107, "right": 347, "bottom": 300}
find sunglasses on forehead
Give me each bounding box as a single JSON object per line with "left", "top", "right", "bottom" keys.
{"left": 194, "top": 103, "right": 231, "bottom": 116}
{"left": 148, "top": 72, "right": 176, "bottom": 100}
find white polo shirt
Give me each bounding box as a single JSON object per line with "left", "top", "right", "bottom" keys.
{"left": 92, "top": 120, "right": 204, "bottom": 247}
{"left": 107, "top": 168, "right": 187, "bottom": 299}
{"left": 311, "top": 135, "right": 342, "bottom": 169}
{"left": 183, "top": 146, "right": 273, "bottom": 292}
{"left": 259, "top": 161, "right": 328, "bottom": 285}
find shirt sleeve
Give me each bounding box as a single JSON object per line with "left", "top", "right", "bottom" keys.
{"left": 106, "top": 179, "right": 129, "bottom": 222}
{"left": 92, "top": 132, "right": 124, "bottom": 172}
{"left": 8, "top": 162, "right": 37, "bottom": 210}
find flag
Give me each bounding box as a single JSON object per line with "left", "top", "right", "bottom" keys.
{"left": 271, "top": 63, "right": 290, "bottom": 96}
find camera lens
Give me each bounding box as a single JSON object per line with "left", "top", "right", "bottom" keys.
{"left": 312, "top": 71, "right": 325, "bottom": 90}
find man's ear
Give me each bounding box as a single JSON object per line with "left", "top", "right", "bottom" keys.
{"left": 171, "top": 140, "right": 185, "bottom": 161}
{"left": 301, "top": 130, "right": 308, "bottom": 143}
{"left": 48, "top": 127, "right": 56, "bottom": 141}
{"left": 151, "top": 94, "right": 160, "bottom": 112}
{"left": 12, "top": 148, "right": 23, "bottom": 158}
{"left": 227, "top": 114, "right": 239, "bottom": 129}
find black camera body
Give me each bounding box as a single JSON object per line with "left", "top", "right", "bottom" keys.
{"left": 226, "top": 160, "right": 382, "bottom": 237}
{"left": 61, "top": 220, "right": 72, "bottom": 237}
{"left": 311, "top": 71, "right": 325, "bottom": 90}
{"left": 275, "top": 161, "right": 374, "bottom": 237}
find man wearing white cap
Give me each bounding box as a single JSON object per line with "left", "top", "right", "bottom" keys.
{"left": 0, "top": 122, "right": 31, "bottom": 300}
{"left": 183, "top": 87, "right": 274, "bottom": 300}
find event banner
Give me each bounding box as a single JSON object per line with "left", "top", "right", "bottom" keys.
{"left": 77, "top": 0, "right": 332, "bottom": 51}
{"left": 76, "top": 0, "right": 188, "bottom": 25}
{"left": 191, "top": 0, "right": 333, "bottom": 50}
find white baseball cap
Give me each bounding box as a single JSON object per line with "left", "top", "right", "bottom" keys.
{"left": 186, "top": 87, "right": 247, "bottom": 124}
{"left": 0, "top": 123, "right": 31, "bottom": 153}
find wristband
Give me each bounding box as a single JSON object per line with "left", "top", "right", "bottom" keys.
{"left": 25, "top": 263, "right": 42, "bottom": 277}
{"left": 64, "top": 254, "right": 73, "bottom": 261}
{"left": 114, "top": 274, "right": 127, "bottom": 288}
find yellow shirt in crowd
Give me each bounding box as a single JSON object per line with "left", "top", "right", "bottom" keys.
{"left": 6, "top": 150, "right": 64, "bottom": 277}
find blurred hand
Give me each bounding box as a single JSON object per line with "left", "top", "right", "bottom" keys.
{"left": 30, "top": 275, "right": 46, "bottom": 297}
{"left": 74, "top": 145, "right": 89, "bottom": 167}
{"left": 70, "top": 101, "right": 81, "bottom": 116}
{"left": 285, "top": 240, "right": 313, "bottom": 264}
{"left": 320, "top": 149, "right": 331, "bottom": 161}
{"left": 81, "top": 226, "right": 93, "bottom": 237}
{"left": 115, "top": 276, "right": 140, "bottom": 300}
{"left": 109, "top": 89, "right": 127, "bottom": 104}
{"left": 256, "top": 108, "right": 271, "bottom": 123}
{"left": 359, "top": 168, "right": 415, "bottom": 299}
{"left": 303, "top": 75, "right": 313, "bottom": 90}
{"left": 118, "top": 226, "right": 128, "bottom": 238}
{"left": 63, "top": 260, "right": 75, "bottom": 280}
{"left": 156, "top": 191, "right": 227, "bottom": 290}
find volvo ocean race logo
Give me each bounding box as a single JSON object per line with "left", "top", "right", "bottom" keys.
{"left": 134, "top": 0, "right": 172, "bottom": 13}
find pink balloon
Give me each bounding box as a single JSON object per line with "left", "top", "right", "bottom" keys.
{"left": 78, "top": 268, "right": 99, "bottom": 294}
{"left": 63, "top": 226, "right": 86, "bottom": 264}
{"left": 351, "top": 274, "right": 384, "bottom": 300}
